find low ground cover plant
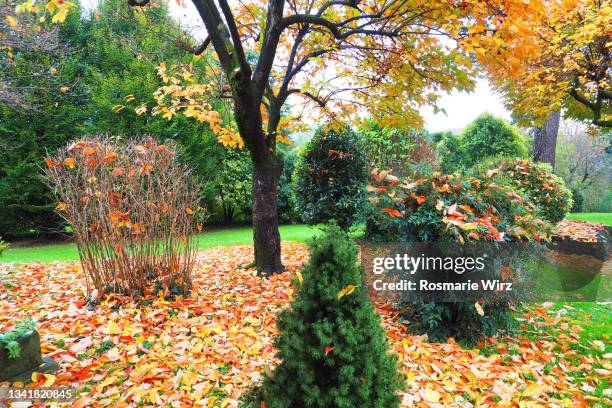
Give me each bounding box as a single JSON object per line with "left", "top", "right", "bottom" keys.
{"left": 44, "top": 136, "right": 202, "bottom": 299}
{"left": 0, "top": 318, "right": 37, "bottom": 359}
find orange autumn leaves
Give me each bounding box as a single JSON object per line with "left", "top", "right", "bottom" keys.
{"left": 370, "top": 170, "right": 426, "bottom": 216}
{"left": 368, "top": 167, "right": 551, "bottom": 243}
{"left": 1, "top": 244, "right": 609, "bottom": 407}
{"left": 554, "top": 220, "right": 610, "bottom": 243}
{"left": 473, "top": 0, "right": 612, "bottom": 125}
{"left": 43, "top": 137, "right": 202, "bottom": 298}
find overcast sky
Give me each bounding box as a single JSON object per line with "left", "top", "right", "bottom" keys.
{"left": 82, "top": 0, "right": 512, "bottom": 133}
{"left": 420, "top": 79, "right": 512, "bottom": 133}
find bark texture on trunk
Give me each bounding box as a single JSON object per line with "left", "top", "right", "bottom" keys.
{"left": 533, "top": 110, "right": 560, "bottom": 169}
{"left": 232, "top": 86, "right": 285, "bottom": 275}
{"left": 252, "top": 156, "right": 284, "bottom": 275}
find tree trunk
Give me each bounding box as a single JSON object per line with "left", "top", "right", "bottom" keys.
{"left": 252, "top": 156, "right": 284, "bottom": 275}
{"left": 533, "top": 111, "right": 560, "bottom": 169}
{"left": 222, "top": 203, "right": 234, "bottom": 225}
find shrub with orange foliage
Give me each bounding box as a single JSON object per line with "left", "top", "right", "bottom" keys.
{"left": 367, "top": 169, "right": 551, "bottom": 243}
{"left": 367, "top": 169, "right": 551, "bottom": 345}
{"left": 44, "top": 136, "right": 203, "bottom": 299}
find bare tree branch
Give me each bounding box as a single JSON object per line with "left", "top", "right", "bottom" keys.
{"left": 178, "top": 36, "right": 211, "bottom": 55}
{"left": 190, "top": 0, "right": 233, "bottom": 70}
{"left": 218, "top": 0, "right": 251, "bottom": 77}
{"left": 252, "top": 0, "right": 285, "bottom": 100}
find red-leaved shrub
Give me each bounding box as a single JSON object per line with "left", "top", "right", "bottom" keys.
{"left": 44, "top": 136, "right": 203, "bottom": 299}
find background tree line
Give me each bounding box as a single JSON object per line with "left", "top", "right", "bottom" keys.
{"left": 1, "top": 0, "right": 609, "bottom": 241}
{"left": 0, "top": 0, "right": 295, "bottom": 238}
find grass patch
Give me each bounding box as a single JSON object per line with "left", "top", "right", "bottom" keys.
{"left": 566, "top": 212, "right": 612, "bottom": 225}
{"left": 1, "top": 224, "right": 322, "bottom": 263}
{"left": 555, "top": 302, "right": 611, "bottom": 350}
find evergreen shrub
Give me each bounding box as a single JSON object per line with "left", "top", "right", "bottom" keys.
{"left": 479, "top": 158, "right": 573, "bottom": 223}
{"left": 367, "top": 169, "right": 550, "bottom": 345}
{"left": 293, "top": 125, "right": 368, "bottom": 229}
{"left": 243, "top": 225, "right": 403, "bottom": 408}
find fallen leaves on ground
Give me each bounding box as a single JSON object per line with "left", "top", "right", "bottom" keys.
{"left": 1, "top": 242, "right": 610, "bottom": 407}
{"left": 553, "top": 220, "right": 610, "bottom": 243}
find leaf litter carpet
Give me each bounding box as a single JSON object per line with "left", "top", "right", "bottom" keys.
{"left": 0, "top": 242, "right": 610, "bottom": 407}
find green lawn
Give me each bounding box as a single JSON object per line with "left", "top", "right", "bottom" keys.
{"left": 1, "top": 224, "right": 322, "bottom": 263}
{"left": 566, "top": 212, "right": 612, "bottom": 225}
{"left": 2, "top": 213, "right": 609, "bottom": 263}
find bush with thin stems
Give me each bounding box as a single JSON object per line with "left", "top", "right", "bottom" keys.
{"left": 44, "top": 136, "right": 203, "bottom": 299}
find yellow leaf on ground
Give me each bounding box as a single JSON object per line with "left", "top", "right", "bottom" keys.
{"left": 43, "top": 373, "right": 56, "bottom": 387}
{"left": 523, "top": 382, "right": 544, "bottom": 398}
{"left": 424, "top": 388, "right": 440, "bottom": 403}
{"left": 108, "top": 320, "right": 121, "bottom": 335}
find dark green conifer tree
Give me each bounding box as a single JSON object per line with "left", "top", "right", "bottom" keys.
{"left": 245, "top": 225, "right": 403, "bottom": 408}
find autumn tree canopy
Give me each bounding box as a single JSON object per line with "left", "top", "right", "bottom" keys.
{"left": 476, "top": 0, "right": 611, "bottom": 127}
{"left": 6, "top": 0, "right": 585, "bottom": 273}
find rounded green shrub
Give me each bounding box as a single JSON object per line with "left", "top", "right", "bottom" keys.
{"left": 460, "top": 113, "right": 527, "bottom": 167}
{"left": 243, "top": 225, "right": 403, "bottom": 407}
{"left": 293, "top": 125, "right": 368, "bottom": 229}
{"left": 434, "top": 131, "right": 467, "bottom": 173}
{"left": 481, "top": 158, "right": 573, "bottom": 223}
{"left": 368, "top": 170, "right": 550, "bottom": 243}
{"left": 367, "top": 170, "right": 550, "bottom": 346}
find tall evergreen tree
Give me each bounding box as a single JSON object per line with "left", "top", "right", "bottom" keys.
{"left": 245, "top": 225, "right": 403, "bottom": 408}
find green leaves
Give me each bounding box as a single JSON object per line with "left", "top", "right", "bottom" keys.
{"left": 293, "top": 125, "right": 368, "bottom": 230}
{"left": 0, "top": 317, "right": 37, "bottom": 359}
{"left": 246, "top": 225, "right": 403, "bottom": 407}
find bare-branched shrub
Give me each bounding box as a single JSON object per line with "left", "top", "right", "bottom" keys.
{"left": 44, "top": 136, "right": 203, "bottom": 298}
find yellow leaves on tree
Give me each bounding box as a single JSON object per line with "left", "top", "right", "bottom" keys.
{"left": 151, "top": 63, "right": 244, "bottom": 148}
{"left": 44, "top": 0, "right": 76, "bottom": 23}
{"left": 474, "top": 0, "right": 611, "bottom": 126}
{"left": 11, "top": 0, "right": 76, "bottom": 24}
